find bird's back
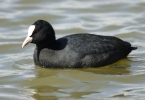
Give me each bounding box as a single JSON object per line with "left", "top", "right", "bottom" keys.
{"left": 62, "top": 33, "right": 132, "bottom": 55}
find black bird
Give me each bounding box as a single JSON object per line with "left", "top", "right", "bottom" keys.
{"left": 22, "top": 20, "right": 137, "bottom": 68}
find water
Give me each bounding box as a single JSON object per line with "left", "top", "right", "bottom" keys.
{"left": 0, "top": 0, "right": 145, "bottom": 100}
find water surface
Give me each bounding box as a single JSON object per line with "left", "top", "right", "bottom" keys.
{"left": 0, "top": 0, "right": 145, "bottom": 100}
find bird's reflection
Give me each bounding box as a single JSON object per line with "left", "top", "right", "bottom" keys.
{"left": 23, "top": 58, "right": 132, "bottom": 100}
{"left": 80, "top": 58, "right": 132, "bottom": 75}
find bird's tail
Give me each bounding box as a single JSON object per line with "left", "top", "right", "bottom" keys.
{"left": 131, "top": 47, "right": 137, "bottom": 50}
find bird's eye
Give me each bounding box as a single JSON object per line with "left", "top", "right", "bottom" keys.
{"left": 35, "top": 29, "right": 39, "bottom": 33}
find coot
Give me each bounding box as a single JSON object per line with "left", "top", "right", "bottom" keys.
{"left": 22, "top": 20, "right": 137, "bottom": 68}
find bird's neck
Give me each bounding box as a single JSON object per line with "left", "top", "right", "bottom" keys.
{"left": 36, "top": 39, "right": 57, "bottom": 49}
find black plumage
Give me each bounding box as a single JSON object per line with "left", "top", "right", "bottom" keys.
{"left": 22, "top": 20, "right": 137, "bottom": 68}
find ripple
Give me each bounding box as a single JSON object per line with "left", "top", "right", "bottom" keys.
{"left": 0, "top": 0, "right": 145, "bottom": 99}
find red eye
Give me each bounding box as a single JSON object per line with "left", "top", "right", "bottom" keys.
{"left": 36, "top": 30, "right": 39, "bottom": 33}
{"left": 33, "top": 29, "right": 39, "bottom": 34}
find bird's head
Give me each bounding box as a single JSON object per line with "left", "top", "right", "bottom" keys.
{"left": 22, "top": 20, "right": 55, "bottom": 48}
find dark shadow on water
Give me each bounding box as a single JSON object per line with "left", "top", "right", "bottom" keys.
{"left": 80, "top": 58, "right": 132, "bottom": 75}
